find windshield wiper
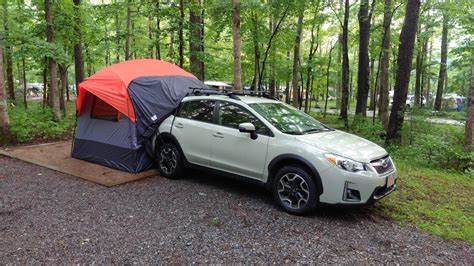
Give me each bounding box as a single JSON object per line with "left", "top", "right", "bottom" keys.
{"left": 281, "top": 131, "right": 304, "bottom": 135}
{"left": 302, "top": 128, "right": 325, "bottom": 134}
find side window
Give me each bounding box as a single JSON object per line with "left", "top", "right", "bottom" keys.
{"left": 177, "top": 100, "right": 215, "bottom": 123}
{"left": 218, "top": 102, "right": 270, "bottom": 136}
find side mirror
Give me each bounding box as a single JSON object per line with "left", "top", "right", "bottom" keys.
{"left": 239, "top": 122, "right": 258, "bottom": 140}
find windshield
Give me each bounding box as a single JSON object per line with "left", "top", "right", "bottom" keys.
{"left": 249, "top": 102, "right": 330, "bottom": 135}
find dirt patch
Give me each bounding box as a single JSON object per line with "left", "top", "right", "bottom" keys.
{"left": 0, "top": 141, "right": 158, "bottom": 186}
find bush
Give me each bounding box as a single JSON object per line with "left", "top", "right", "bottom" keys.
{"left": 311, "top": 111, "right": 472, "bottom": 173}
{"left": 7, "top": 101, "right": 76, "bottom": 143}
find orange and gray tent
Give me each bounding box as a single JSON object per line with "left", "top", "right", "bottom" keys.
{"left": 72, "top": 59, "right": 211, "bottom": 173}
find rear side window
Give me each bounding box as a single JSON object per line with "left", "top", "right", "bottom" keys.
{"left": 178, "top": 100, "right": 215, "bottom": 123}
{"left": 218, "top": 102, "right": 271, "bottom": 136}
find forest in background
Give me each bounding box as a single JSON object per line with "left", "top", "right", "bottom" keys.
{"left": 0, "top": 0, "right": 472, "bottom": 149}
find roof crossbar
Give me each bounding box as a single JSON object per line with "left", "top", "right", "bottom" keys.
{"left": 188, "top": 87, "right": 279, "bottom": 101}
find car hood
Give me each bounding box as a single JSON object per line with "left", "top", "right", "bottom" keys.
{"left": 295, "top": 130, "right": 387, "bottom": 163}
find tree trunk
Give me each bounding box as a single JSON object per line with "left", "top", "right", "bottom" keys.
{"left": 257, "top": 4, "right": 290, "bottom": 91}
{"left": 155, "top": 1, "right": 161, "bottom": 60}
{"left": 340, "top": 0, "right": 350, "bottom": 128}
{"left": 434, "top": 13, "right": 448, "bottom": 111}
{"left": 305, "top": 1, "right": 321, "bottom": 113}
{"left": 2, "top": 1, "right": 14, "bottom": 101}
{"left": 420, "top": 38, "right": 428, "bottom": 104}
{"left": 324, "top": 44, "right": 336, "bottom": 116}
{"left": 336, "top": 0, "right": 343, "bottom": 110}
{"left": 73, "top": 0, "right": 84, "bottom": 89}
{"left": 368, "top": 55, "right": 375, "bottom": 110}
{"left": 22, "top": 51, "right": 27, "bottom": 108}
{"left": 178, "top": 0, "right": 184, "bottom": 68}
{"left": 189, "top": 0, "right": 204, "bottom": 80}
{"left": 42, "top": 58, "right": 48, "bottom": 108}
{"left": 355, "top": 0, "right": 374, "bottom": 116}
{"left": 232, "top": 0, "right": 242, "bottom": 91}
{"left": 298, "top": 58, "right": 305, "bottom": 110}
{"left": 291, "top": 6, "right": 304, "bottom": 108}
{"left": 378, "top": 0, "right": 392, "bottom": 129}
{"left": 386, "top": 0, "right": 421, "bottom": 143}
{"left": 464, "top": 55, "right": 474, "bottom": 152}
{"left": 414, "top": 46, "right": 422, "bottom": 107}
{"left": 59, "top": 64, "right": 68, "bottom": 115}
{"left": 131, "top": 19, "right": 136, "bottom": 59}
{"left": 104, "top": 18, "right": 110, "bottom": 66}
{"left": 104, "top": 18, "right": 111, "bottom": 66}
{"left": 168, "top": 30, "right": 175, "bottom": 62}
{"left": 148, "top": 15, "right": 154, "bottom": 58}
{"left": 268, "top": 0, "right": 276, "bottom": 96}
{"left": 66, "top": 76, "right": 70, "bottom": 101}
{"left": 0, "top": 40, "right": 11, "bottom": 144}
{"left": 45, "top": 0, "right": 61, "bottom": 122}
{"left": 114, "top": 0, "right": 120, "bottom": 63}
{"left": 414, "top": 21, "right": 423, "bottom": 107}
{"left": 285, "top": 51, "right": 290, "bottom": 103}
{"left": 251, "top": 12, "right": 260, "bottom": 92}
{"left": 425, "top": 40, "right": 432, "bottom": 100}
{"left": 125, "top": 0, "right": 132, "bottom": 60}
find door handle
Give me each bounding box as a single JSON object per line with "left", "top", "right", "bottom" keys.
{"left": 213, "top": 132, "right": 224, "bottom": 138}
{"left": 175, "top": 122, "right": 184, "bottom": 128}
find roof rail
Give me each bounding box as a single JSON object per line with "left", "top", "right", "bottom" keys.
{"left": 225, "top": 90, "right": 278, "bottom": 101}
{"left": 187, "top": 87, "right": 279, "bottom": 101}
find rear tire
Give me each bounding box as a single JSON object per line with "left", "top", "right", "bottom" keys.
{"left": 272, "top": 166, "right": 318, "bottom": 215}
{"left": 157, "top": 143, "right": 184, "bottom": 179}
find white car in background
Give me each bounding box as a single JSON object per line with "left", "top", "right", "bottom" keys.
{"left": 154, "top": 93, "right": 397, "bottom": 215}
{"left": 406, "top": 95, "right": 426, "bottom": 107}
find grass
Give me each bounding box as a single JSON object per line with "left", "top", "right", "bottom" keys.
{"left": 311, "top": 111, "right": 473, "bottom": 244}
{"left": 7, "top": 101, "right": 77, "bottom": 143}
{"left": 374, "top": 160, "right": 474, "bottom": 244}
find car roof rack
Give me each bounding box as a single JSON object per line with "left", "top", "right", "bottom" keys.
{"left": 223, "top": 89, "right": 279, "bottom": 101}
{"left": 188, "top": 87, "right": 278, "bottom": 101}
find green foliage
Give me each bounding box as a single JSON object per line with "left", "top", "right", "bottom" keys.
{"left": 350, "top": 118, "right": 386, "bottom": 145}
{"left": 7, "top": 101, "right": 76, "bottom": 143}
{"left": 313, "top": 112, "right": 472, "bottom": 173}
{"left": 373, "top": 160, "right": 474, "bottom": 244}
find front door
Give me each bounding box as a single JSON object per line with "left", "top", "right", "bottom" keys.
{"left": 210, "top": 101, "right": 271, "bottom": 180}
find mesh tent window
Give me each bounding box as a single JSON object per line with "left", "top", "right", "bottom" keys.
{"left": 90, "top": 96, "right": 120, "bottom": 122}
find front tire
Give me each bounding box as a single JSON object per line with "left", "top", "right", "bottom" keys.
{"left": 272, "top": 166, "right": 318, "bottom": 215}
{"left": 157, "top": 143, "right": 184, "bottom": 179}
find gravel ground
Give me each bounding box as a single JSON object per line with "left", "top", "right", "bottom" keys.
{"left": 1, "top": 155, "right": 473, "bottom": 264}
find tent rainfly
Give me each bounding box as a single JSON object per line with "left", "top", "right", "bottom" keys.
{"left": 72, "top": 59, "right": 210, "bottom": 173}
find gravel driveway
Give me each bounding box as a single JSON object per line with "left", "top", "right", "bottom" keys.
{"left": 1, "top": 155, "right": 472, "bottom": 263}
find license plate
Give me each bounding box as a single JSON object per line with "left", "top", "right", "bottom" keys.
{"left": 387, "top": 174, "right": 396, "bottom": 188}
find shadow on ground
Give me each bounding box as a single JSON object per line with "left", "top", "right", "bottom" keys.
{"left": 175, "top": 168, "right": 382, "bottom": 223}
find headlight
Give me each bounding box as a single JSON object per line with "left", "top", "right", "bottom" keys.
{"left": 324, "top": 153, "right": 367, "bottom": 172}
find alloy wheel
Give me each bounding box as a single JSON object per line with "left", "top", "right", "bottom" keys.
{"left": 159, "top": 147, "right": 177, "bottom": 175}
{"left": 277, "top": 173, "right": 310, "bottom": 209}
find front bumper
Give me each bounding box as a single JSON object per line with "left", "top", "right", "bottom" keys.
{"left": 318, "top": 164, "right": 397, "bottom": 205}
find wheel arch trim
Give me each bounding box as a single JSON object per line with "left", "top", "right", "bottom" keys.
{"left": 267, "top": 154, "right": 324, "bottom": 195}
{"left": 155, "top": 132, "right": 188, "bottom": 162}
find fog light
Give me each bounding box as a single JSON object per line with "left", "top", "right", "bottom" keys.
{"left": 343, "top": 182, "right": 361, "bottom": 202}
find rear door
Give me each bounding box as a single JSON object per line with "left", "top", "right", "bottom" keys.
{"left": 210, "top": 101, "right": 271, "bottom": 180}
{"left": 172, "top": 100, "right": 216, "bottom": 166}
